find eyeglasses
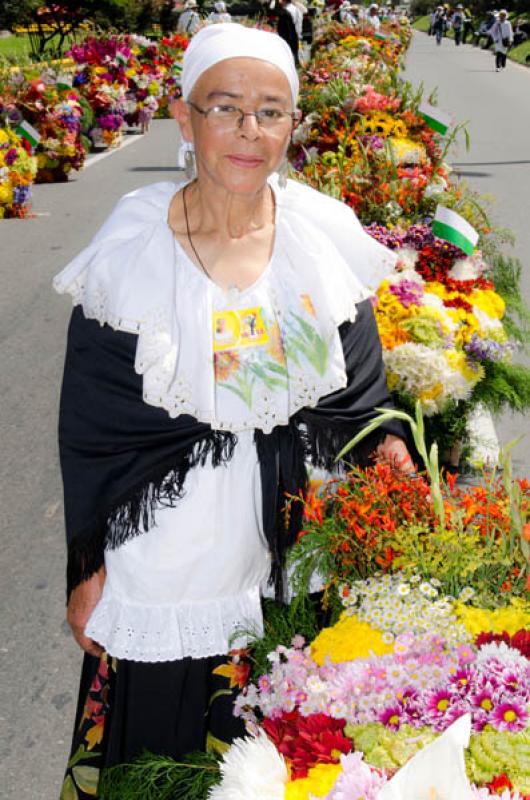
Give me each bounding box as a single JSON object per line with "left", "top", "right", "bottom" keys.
{"left": 187, "top": 101, "right": 301, "bottom": 132}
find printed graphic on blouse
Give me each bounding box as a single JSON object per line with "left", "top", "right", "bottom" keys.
{"left": 212, "top": 294, "right": 330, "bottom": 409}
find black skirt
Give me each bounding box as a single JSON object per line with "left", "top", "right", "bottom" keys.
{"left": 60, "top": 651, "right": 247, "bottom": 799}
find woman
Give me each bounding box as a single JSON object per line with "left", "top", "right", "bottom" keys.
{"left": 54, "top": 23, "right": 412, "bottom": 798}
{"left": 491, "top": 9, "right": 513, "bottom": 71}
{"left": 208, "top": 0, "right": 232, "bottom": 24}
{"left": 177, "top": 0, "right": 201, "bottom": 34}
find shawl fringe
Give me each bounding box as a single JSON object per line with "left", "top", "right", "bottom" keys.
{"left": 300, "top": 416, "right": 389, "bottom": 472}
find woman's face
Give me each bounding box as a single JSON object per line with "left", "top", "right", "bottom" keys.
{"left": 173, "top": 57, "right": 295, "bottom": 196}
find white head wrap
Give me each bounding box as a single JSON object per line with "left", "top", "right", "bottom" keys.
{"left": 182, "top": 23, "right": 299, "bottom": 107}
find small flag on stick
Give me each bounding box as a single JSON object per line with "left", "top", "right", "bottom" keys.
{"left": 15, "top": 119, "right": 41, "bottom": 149}
{"left": 432, "top": 206, "right": 478, "bottom": 256}
{"left": 56, "top": 73, "right": 72, "bottom": 90}
{"left": 116, "top": 51, "right": 128, "bottom": 65}
{"left": 418, "top": 101, "right": 452, "bottom": 136}
{"left": 374, "top": 31, "right": 387, "bottom": 40}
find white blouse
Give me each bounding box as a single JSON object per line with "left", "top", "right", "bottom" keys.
{"left": 55, "top": 176, "right": 398, "bottom": 662}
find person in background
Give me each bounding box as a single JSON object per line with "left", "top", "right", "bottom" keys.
{"left": 292, "top": 0, "right": 307, "bottom": 39}
{"left": 462, "top": 7, "right": 473, "bottom": 44}
{"left": 177, "top": 0, "right": 201, "bottom": 33}
{"left": 451, "top": 4, "right": 464, "bottom": 45}
{"left": 277, "top": 0, "right": 300, "bottom": 64}
{"left": 338, "top": 0, "right": 356, "bottom": 25}
{"left": 208, "top": 0, "right": 232, "bottom": 22}
{"left": 490, "top": 8, "right": 513, "bottom": 71}
{"left": 431, "top": 5, "right": 446, "bottom": 45}
{"left": 368, "top": 3, "right": 380, "bottom": 30}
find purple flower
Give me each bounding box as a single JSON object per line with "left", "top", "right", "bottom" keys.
{"left": 426, "top": 688, "right": 453, "bottom": 718}
{"left": 492, "top": 700, "right": 528, "bottom": 732}
{"left": 379, "top": 705, "right": 403, "bottom": 730}
{"left": 464, "top": 334, "right": 514, "bottom": 363}
{"left": 389, "top": 279, "right": 424, "bottom": 308}
{"left": 449, "top": 667, "right": 473, "bottom": 696}
{"left": 470, "top": 688, "right": 495, "bottom": 714}
{"left": 13, "top": 185, "right": 30, "bottom": 205}
{"left": 4, "top": 147, "right": 18, "bottom": 166}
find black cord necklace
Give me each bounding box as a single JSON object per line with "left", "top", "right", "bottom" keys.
{"left": 183, "top": 183, "right": 210, "bottom": 280}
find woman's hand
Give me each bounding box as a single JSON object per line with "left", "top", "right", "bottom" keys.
{"left": 67, "top": 565, "right": 106, "bottom": 657}
{"left": 377, "top": 434, "right": 416, "bottom": 474}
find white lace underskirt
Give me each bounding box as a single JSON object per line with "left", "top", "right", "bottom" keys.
{"left": 85, "top": 584, "right": 263, "bottom": 662}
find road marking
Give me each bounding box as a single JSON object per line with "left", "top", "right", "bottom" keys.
{"left": 84, "top": 133, "right": 144, "bottom": 169}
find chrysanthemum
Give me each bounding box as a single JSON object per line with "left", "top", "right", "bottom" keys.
{"left": 379, "top": 705, "right": 403, "bottom": 730}
{"left": 492, "top": 700, "right": 528, "bottom": 732}
{"left": 208, "top": 732, "right": 288, "bottom": 800}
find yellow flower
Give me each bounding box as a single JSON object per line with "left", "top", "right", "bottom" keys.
{"left": 0, "top": 184, "right": 14, "bottom": 206}
{"left": 454, "top": 599, "right": 530, "bottom": 637}
{"left": 285, "top": 763, "right": 342, "bottom": 800}
{"left": 311, "top": 614, "right": 393, "bottom": 666}
{"left": 445, "top": 350, "right": 482, "bottom": 383}
{"left": 470, "top": 289, "right": 506, "bottom": 320}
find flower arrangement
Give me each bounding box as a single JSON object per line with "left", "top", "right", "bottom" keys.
{"left": 67, "top": 36, "right": 131, "bottom": 148}
{"left": 0, "top": 124, "right": 38, "bottom": 218}
{"left": 290, "top": 17, "right": 530, "bottom": 456}
{"left": 4, "top": 72, "right": 86, "bottom": 182}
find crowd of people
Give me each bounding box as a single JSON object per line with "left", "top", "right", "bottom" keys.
{"left": 174, "top": 1, "right": 401, "bottom": 67}
{"left": 428, "top": 4, "right": 519, "bottom": 71}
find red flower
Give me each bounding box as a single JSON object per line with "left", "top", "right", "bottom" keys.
{"left": 487, "top": 774, "right": 513, "bottom": 794}
{"left": 475, "top": 631, "right": 510, "bottom": 648}
{"left": 263, "top": 710, "right": 352, "bottom": 779}
{"left": 510, "top": 629, "right": 530, "bottom": 658}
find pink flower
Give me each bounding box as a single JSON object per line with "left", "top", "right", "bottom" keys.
{"left": 457, "top": 644, "right": 476, "bottom": 665}
{"left": 379, "top": 705, "right": 403, "bottom": 730}
{"left": 427, "top": 688, "right": 453, "bottom": 716}
{"left": 492, "top": 700, "right": 528, "bottom": 732}
{"left": 258, "top": 674, "right": 272, "bottom": 693}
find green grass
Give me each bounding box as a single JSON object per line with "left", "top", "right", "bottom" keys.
{"left": 412, "top": 15, "right": 430, "bottom": 33}
{"left": 0, "top": 34, "right": 32, "bottom": 62}
{"left": 510, "top": 39, "right": 530, "bottom": 66}
{"left": 0, "top": 32, "right": 75, "bottom": 65}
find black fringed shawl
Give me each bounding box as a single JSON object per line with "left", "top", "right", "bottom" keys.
{"left": 59, "top": 300, "right": 406, "bottom": 600}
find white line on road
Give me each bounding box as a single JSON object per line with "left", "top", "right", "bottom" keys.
{"left": 84, "top": 132, "right": 144, "bottom": 169}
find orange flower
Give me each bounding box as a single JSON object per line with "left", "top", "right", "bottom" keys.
{"left": 522, "top": 523, "right": 530, "bottom": 542}
{"left": 300, "top": 293, "right": 317, "bottom": 317}
{"left": 214, "top": 350, "right": 240, "bottom": 382}
{"left": 267, "top": 322, "right": 286, "bottom": 365}
{"left": 213, "top": 652, "right": 250, "bottom": 689}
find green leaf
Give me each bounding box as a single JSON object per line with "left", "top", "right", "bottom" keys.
{"left": 207, "top": 689, "right": 233, "bottom": 708}
{"left": 60, "top": 775, "right": 79, "bottom": 800}
{"left": 67, "top": 744, "right": 99, "bottom": 769}
{"left": 72, "top": 766, "right": 99, "bottom": 796}
{"left": 206, "top": 732, "right": 230, "bottom": 756}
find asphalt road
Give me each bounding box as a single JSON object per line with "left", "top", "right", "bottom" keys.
{"left": 403, "top": 31, "right": 530, "bottom": 474}
{"left": 1, "top": 35, "right": 529, "bottom": 799}
{"left": 0, "top": 121, "right": 184, "bottom": 800}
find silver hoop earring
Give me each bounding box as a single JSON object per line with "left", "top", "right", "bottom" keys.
{"left": 277, "top": 157, "right": 289, "bottom": 189}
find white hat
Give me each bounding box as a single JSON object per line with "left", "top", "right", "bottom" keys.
{"left": 182, "top": 22, "right": 299, "bottom": 105}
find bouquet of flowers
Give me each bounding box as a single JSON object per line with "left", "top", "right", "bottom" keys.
{"left": 6, "top": 72, "right": 86, "bottom": 182}
{"left": 100, "top": 442, "right": 530, "bottom": 800}
{"left": 156, "top": 33, "right": 189, "bottom": 117}
{"left": 68, "top": 37, "right": 130, "bottom": 149}
{"left": 0, "top": 123, "right": 38, "bottom": 218}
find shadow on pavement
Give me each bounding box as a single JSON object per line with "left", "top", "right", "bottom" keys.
{"left": 453, "top": 160, "right": 530, "bottom": 166}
